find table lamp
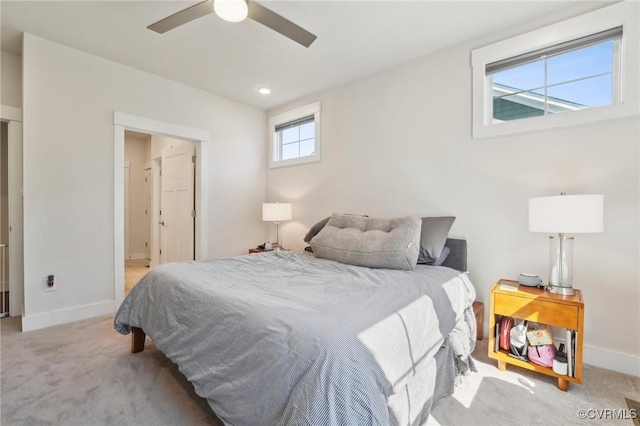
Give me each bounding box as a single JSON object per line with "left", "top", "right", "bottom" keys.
{"left": 529, "top": 193, "right": 603, "bottom": 296}
{"left": 262, "top": 202, "right": 292, "bottom": 250}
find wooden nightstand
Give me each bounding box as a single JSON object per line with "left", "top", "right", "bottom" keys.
{"left": 488, "top": 279, "right": 584, "bottom": 391}
{"left": 248, "top": 247, "right": 264, "bottom": 254}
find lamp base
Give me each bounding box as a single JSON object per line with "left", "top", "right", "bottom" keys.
{"left": 546, "top": 285, "right": 576, "bottom": 296}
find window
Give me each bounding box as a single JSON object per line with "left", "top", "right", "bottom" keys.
{"left": 489, "top": 28, "right": 621, "bottom": 123}
{"left": 472, "top": 2, "right": 639, "bottom": 138}
{"left": 269, "top": 102, "right": 321, "bottom": 168}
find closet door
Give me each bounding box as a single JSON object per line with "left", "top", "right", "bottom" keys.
{"left": 160, "top": 144, "right": 194, "bottom": 264}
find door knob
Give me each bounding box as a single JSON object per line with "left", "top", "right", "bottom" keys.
{"left": 159, "top": 221, "right": 165, "bottom": 226}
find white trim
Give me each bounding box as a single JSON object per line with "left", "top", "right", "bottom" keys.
{"left": 583, "top": 344, "right": 640, "bottom": 377}
{"left": 472, "top": 1, "right": 639, "bottom": 139}
{"left": 150, "top": 159, "right": 161, "bottom": 268}
{"left": 114, "top": 125, "right": 125, "bottom": 309}
{"left": 7, "top": 121, "right": 23, "bottom": 318}
{"left": 113, "top": 112, "right": 209, "bottom": 311}
{"left": 269, "top": 102, "right": 321, "bottom": 168}
{"left": 194, "top": 142, "right": 209, "bottom": 260}
{"left": 1, "top": 106, "right": 24, "bottom": 319}
{"left": 0, "top": 105, "right": 22, "bottom": 122}
{"left": 114, "top": 112, "right": 210, "bottom": 142}
{"left": 22, "top": 300, "right": 115, "bottom": 332}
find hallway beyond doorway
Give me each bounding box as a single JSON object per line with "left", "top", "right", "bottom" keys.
{"left": 125, "top": 259, "right": 149, "bottom": 295}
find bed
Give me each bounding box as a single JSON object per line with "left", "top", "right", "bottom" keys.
{"left": 114, "top": 238, "right": 476, "bottom": 426}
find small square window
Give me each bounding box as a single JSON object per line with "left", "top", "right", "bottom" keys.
{"left": 269, "top": 102, "right": 321, "bottom": 168}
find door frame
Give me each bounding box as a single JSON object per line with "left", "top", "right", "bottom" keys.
{"left": 123, "top": 161, "right": 131, "bottom": 260}
{"left": 1, "top": 105, "right": 23, "bottom": 318}
{"left": 113, "top": 112, "right": 210, "bottom": 310}
{"left": 149, "top": 159, "right": 162, "bottom": 269}
{"left": 143, "top": 163, "right": 153, "bottom": 261}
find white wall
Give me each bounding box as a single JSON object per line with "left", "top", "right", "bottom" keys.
{"left": 1, "top": 50, "right": 22, "bottom": 108}
{"left": 124, "top": 133, "right": 150, "bottom": 259}
{"left": 266, "top": 4, "right": 639, "bottom": 374}
{"left": 22, "top": 34, "right": 266, "bottom": 324}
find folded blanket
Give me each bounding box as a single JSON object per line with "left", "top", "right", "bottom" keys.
{"left": 449, "top": 305, "right": 478, "bottom": 381}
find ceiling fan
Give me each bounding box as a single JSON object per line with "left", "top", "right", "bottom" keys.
{"left": 148, "top": 0, "right": 317, "bottom": 48}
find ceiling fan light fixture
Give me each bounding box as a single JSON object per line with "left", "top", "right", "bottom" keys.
{"left": 214, "top": 0, "right": 248, "bottom": 23}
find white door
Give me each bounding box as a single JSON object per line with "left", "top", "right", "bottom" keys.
{"left": 144, "top": 168, "right": 152, "bottom": 260}
{"left": 160, "top": 144, "right": 194, "bottom": 264}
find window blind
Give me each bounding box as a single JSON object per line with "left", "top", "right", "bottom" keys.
{"left": 486, "top": 26, "right": 622, "bottom": 75}
{"left": 274, "top": 115, "right": 314, "bottom": 133}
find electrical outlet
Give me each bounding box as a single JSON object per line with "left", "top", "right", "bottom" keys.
{"left": 46, "top": 275, "right": 56, "bottom": 292}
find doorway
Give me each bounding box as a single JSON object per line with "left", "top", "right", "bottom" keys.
{"left": 124, "top": 130, "right": 151, "bottom": 294}
{"left": 123, "top": 130, "right": 197, "bottom": 295}
{"left": 0, "top": 106, "right": 23, "bottom": 319}
{"left": 114, "top": 112, "right": 209, "bottom": 310}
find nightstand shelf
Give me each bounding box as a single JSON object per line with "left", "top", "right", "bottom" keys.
{"left": 491, "top": 348, "right": 581, "bottom": 384}
{"left": 488, "top": 279, "right": 584, "bottom": 391}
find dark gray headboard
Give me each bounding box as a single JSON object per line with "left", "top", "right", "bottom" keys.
{"left": 441, "top": 238, "right": 467, "bottom": 272}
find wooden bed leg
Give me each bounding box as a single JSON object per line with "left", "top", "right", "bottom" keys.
{"left": 131, "top": 327, "right": 146, "bottom": 353}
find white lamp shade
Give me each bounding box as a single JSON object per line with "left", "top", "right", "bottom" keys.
{"left": 529, "top": 194, "right": 603, "bottom": 233}
{"left": 214, "top": 0, "right": 248, "bottom": 22}
{"left": 262, "top": 203, "right": 292, "bottom": 222}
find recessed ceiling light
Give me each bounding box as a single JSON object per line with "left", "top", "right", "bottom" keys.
{"left": 257, "top": 87, "right": 271, "bottom": 95}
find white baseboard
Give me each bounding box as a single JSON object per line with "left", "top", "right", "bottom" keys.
{"left": 582, "top": 344, "right": 640, "bottom": 377}
{"left": 127, "top": 253, "right": 147, "bottom": 260}
{"left": 22, "top": 300, "right": 115, "bottom": 332}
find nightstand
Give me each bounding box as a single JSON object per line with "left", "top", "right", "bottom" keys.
{"left": 488, "top": 279, "right": 584, "bottom": 391}
{"left": 248, "top": 247, "right": 264, "bottom": 254}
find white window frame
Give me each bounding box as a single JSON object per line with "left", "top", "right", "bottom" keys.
{"left": 471, "top": 1, "right": 639, "bottom": 139}
{"left": 269, "top": 102, "right": 321, "bottom": 168}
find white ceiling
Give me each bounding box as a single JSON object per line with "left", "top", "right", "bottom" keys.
{"left": 1, "top": 1, "right": 579, "bottom": 110}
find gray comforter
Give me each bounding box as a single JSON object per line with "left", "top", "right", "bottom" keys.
{"left": 114, "top": 251, "right": 476, "bottom": 426}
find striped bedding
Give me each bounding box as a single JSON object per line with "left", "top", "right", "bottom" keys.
{"left": 114, "top": 250, "right": 476, "bottom": 425}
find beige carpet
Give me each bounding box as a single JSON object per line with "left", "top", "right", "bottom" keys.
{"left": 1, "top": 315, "right": 639, "bottom": 426}
{"left": 1, "top": 315, "right": 222, "bottom": 426}
{"left": 428, "top": 341, "right": 640, "bottom": 426}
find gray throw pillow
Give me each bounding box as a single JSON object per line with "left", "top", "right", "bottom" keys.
{"left": 303, "top": 214, "right": 368, "bottom": 243}
{"left": 433, "top": 245, "right": 451, "bottom": 266}
{"left": 303, "top": 217, "right": 330, "bottom": 243}
{"left": 311, "top": 214, "right": 421, "bottom": 270}
{"left": 417, "top": 217, "right": 456, "bottom": 265}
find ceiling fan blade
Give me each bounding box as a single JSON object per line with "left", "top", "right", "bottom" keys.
{"left": 247, "top": 1, "right": 317, "bottom": 48}
{"left": 148, "top": 0, "right": 215, "bottom": 34}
